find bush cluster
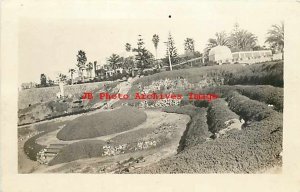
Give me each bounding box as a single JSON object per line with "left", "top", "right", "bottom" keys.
{"left": 225, "top": 91, "right": 277, "bottom": 122}
{"left": 207, "top": 99, "right": 239, "bottom": 133}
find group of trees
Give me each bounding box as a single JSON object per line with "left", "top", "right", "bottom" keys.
{"left": 39, "top": 74, "right": 55, "bottom": 87}
{"left": 204, "top": 22, "right": 284, "bottom": 60}
{"left": 38, "top": 22, "right": 284, "bottom": 87}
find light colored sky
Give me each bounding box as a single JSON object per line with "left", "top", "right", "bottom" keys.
{"left": 19, "top": 1, "right": 287, "bottom": 84}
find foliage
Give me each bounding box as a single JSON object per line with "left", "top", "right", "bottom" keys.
{"left": 265, "top": 22, "right": 284, "bottom": 54}
{"left": 48, "top": 78, "right": 55, "bottom": 86}
{"left": 228, "top": 23, "right": 258, "bottom": 52}
{"left": 68, "top": 68, "right": 76, "bottom": 84}
{"left": 76, "top": 50, "right": 87, "bottom": 81}
{"left": 165, "top": 33, "right": 179, "bottom": 67}
{"left": 86, "top": 62, "right": 94, "bottom": 78}
{"left": 184, "top": 38, "right": 195, "bottom": 54}
{"left": 152, "top": 34, "right": 160, "bottom": 59}
{"left": 76, "top": 50, "right": 87, "bottom": 69}
{"left": 133, "top": 35, "right": 154, "bottom": 70}
{"left": 207, "top": 99, "right": 239, "bottom": 133}
{"left": 40, "top": 73, "right": 47, "bottom": 87}
{"left": 204, "top": 31, "right": 229, "bottom": 61}
{"left": 58, "top": 73, "right": 67, "bottom": 82}
{"left": 123, "top": 56, "right": 135, "bottom": 70}
{"left": 125, "top": 43, "right": 131, "bottom": 52}
{"left": 107, "top": 53, "right": 122, "bottom": 70}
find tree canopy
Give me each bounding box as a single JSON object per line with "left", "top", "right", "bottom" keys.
{"left": 265, "top": 22, "right": 284, "bottom": 53}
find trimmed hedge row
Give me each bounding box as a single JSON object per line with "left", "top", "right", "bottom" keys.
{"left": 163, "top": 105, "right": 210, "bottom": 151}
{"left": 207, "top": 99, "right": 239, "bottom": 133}
{"left": 179, "top": 108, "right": 209, "bottom": 151}
{"left": 234, "top": 85, "right": 283, "bottom": 112}
{"left": 226, "top": 61, "right": 283, "bottom": 87}
{"left": 225, "top": 91, "right": 277, "bottom": 122}
{"left": 134, "top": 106, "right": 282, "bottom": 173}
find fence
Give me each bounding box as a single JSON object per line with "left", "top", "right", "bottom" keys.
{"left": 163, "top": 57, "right": 204, "bottom": 69}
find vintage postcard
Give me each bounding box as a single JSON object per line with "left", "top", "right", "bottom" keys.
{"left": 1, "top": 0, "right": 300, "bottom": 191}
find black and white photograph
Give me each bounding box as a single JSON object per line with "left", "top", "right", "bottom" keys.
{"left": 15, "top": 1, "right": 286, "bottom": 174}
{"left": 3, "top": 0, "right": 300, "bottom": 191}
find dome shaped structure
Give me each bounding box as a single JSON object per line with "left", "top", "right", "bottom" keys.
{"left": 209, "top": 46, "right": 232, "bottom": 64}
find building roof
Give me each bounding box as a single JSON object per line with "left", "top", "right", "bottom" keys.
{"left": 209, "top": 45, "right": 232, "bottom": 61}
{"left": 209, "top": 46, "right": 232, "bottom": 56}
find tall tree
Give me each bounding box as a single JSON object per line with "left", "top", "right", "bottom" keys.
{"left": 184, "top": 38, "right": 195, "bottom": 54}
{"left": 207, "top": 31, "right": 229, "bottom": 49}
{"left": 68, "top": 69, "right": 76, "bottom": 85}
{"left": 228, "top": 24, "right": 258, "bottom": 51}
{"left": 76, "top": 50, "right": 87, "bottom": 81}
{"left": 204, "top": 31, "right": 229, "bottom": 62}
{"left": 125, "top": 43, "right": 131, "bottom": 52}
{"left": 265, "top": 22, "right": 284, "bottom": 54}
{"left": 86, "top": 62, "right": 93, "bottom": 78}
{"left": 133, "top": 35, "right": 154, "bottom": 70}
{"left": 107, "top": 53, "right": 121, "bottom": 70}
{"left": 152, "top": 34, "right": 160, "bottom": 59}
{"left": 166, "top": 33, "right": 178, "bottom": 66}
{"left": 40, "top": 74, "right": 47, "bottom": 87}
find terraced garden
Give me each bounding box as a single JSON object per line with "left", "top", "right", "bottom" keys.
{"left": 18, "top": 61, "right": 283, "bottom": 173}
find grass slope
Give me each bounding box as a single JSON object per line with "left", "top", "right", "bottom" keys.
{"left": 57, "top": 106, "right": 147, "bottom": 141}
{"left": 48, "top": 140, "right": 106, "bottom": 166}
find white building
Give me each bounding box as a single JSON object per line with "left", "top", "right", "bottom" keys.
{"left": 232, "top": 50, "right": 273, "bottom": 64}
{"left": 209, "top": 46, "right": 233, "bottom": 64}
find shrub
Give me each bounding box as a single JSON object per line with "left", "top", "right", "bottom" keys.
{"left": 194, "top": 100, "right": 209, "bottom": 108}
{"left": 234, "top": 85, "right": 283, "bottom": 112}
{"left": 225, "top": 91, "right": 277, "bottom": 122}
{"left": 207, "top": 99, "right": 239, "bottom": 133}
{"left": 178, "top": 108, "right": 209, "bottom": 151}
{"left": 134, "top": 111, "right": 282, "bottom": 173}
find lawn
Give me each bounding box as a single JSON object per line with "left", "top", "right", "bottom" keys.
{"left": 57, "top": 106, "right": 147, "bottom": 140}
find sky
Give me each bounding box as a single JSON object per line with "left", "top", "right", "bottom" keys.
{"left": 18, "top": 1, "right": 287, "bottom": 84}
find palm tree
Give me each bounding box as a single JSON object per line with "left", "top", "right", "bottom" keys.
{"left": 86, "top": 62, "right": 93, "bottom": 78}
{"left": 107, "top": 53, "right": 121, "bottom": 70}
{"left": 204, "top": 31, "right": 229, "bottom": 61}
{"left": 215, "top": 31, "right": 229, "bottom": 46}
{"left": 68, "top": 69, "right": 76, "bottom": 85}
{"left": 207, "top": 31, "right": 229, "bottom": 48}
{"left": 265, "top": 22, "right": 284, "bottom": 55}
{"left": 152, "top": 34, "right": 159, "bottom": 60}
{"left": 228, "top": 25, "right": 257, "bottom": 52}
